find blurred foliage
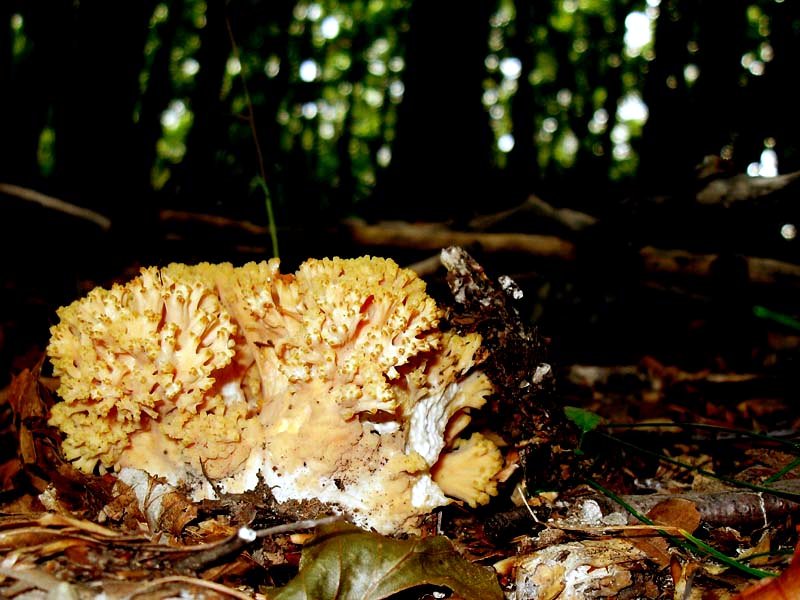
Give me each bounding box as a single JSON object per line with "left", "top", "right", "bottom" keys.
{"left": 1, "top": 0, "right": 799, "bottom": 224}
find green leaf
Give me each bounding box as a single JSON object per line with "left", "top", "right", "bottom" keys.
{"left": 564, "top": 406, "right": 602, "bottom": 434}
{"left": 272, "top": 523, "right": 504, "bottom": 600}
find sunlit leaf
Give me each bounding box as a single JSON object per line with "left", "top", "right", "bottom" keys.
{"left": 272, "top": 523, "right": 504, "bottom": 600}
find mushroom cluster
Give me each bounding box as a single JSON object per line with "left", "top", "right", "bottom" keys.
{"left": 47, "top": 256, "right": 503, "bottom": 533}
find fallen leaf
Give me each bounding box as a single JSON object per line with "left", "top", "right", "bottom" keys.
{"left": 647, "top": 497, "right": 701, "bottom": 534}
{"left": 733, "top": 542, "right": 800, "bottom": 599}
{"left": 621, "top": 497, "right": 702, "bottom": 568}
{"left": 7, "top": 364, "right": 115, "bottom": 515}
{"left": 272, "top": 522, "right": 504, "bottom": 600}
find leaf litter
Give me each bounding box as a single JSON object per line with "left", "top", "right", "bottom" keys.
{"left": 0, "top": 246, "right": 798, "bottom": 599}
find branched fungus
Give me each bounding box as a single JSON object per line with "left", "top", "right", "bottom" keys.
{"left": 47, "top": 256, "right": 504, "bottom": 533}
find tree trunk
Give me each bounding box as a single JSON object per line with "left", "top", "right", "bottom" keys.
{"left": 762, "top": 0, "right": 800, "bottom": 173}
{"left": 693, "top": 0, "right": 748, "bottom": 171}
{"left": 372, "top": 1, "right": 496, "bottom": 223}
{"left": 136, "top": 0, "right": 183, "bottom": 193}
{"left": 637, "top": 0, "right": 696, "bottom": 194}
{"left": 506, "top": 0, "right": 544, "bottom": 202}
{"left": 172, "top": 0, "right": 229, "bottom": 209}
{"left": 0, "top": 3, "right": 66, "bottom": 188}
{"left": 50, "top": 0, "right": 154, "bottom": 220}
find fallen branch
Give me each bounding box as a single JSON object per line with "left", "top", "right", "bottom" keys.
{"left": 639, "top": 246, "right": 800, "bottom": 287}
{"left": 0, "top": 182, "right": 111, "bottom": 231}
{"left": 160, "top": 208, "right": 268, "bottom": 236}
{"left": 345, "top": 218, "right": 578, "bottom": 261}
{"left": 157, "top": 210, "right": 800, "bottom": 287}
{"left": 350, "top": 219, "right": 800, "bottom": 287}
{"left": 486, "top": 479, "right": 800, "bottom": 541}
{"left": 468, "top": 194, "right": 598, "bottom": 233}
{"left": 696, "top": 170, "right": 800, "bottom": 207}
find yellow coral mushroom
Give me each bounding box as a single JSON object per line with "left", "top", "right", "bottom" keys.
{"left": 47, "top": 256, "right": 503, "bottom": 533}
{"left": 432, "top": 432, "right": 504, "bottom": 508}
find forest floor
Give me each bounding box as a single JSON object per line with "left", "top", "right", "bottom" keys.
{"left": 1, "top": 190, "right": 799, "bottom": 598}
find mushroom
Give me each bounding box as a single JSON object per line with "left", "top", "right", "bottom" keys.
{"left": 47, "top": 256, "right": 504, "bottom": 533}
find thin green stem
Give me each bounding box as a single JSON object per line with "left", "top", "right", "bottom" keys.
{"left": 602, "top": 422, "right": 800, "bottom": 451}
{"left": 225, "top": 11, "right": 279, "bottom": 258}
{"left": 597, "top": 432, "right": 800, "bottom": 501}
{"left": 257, "top": 177, "right": 279, "bottom": 258}
{"left": 763, "top": 456, "right": 800, "bottom": 485}
{"left": 753, "top": 305, "right": 800, "bottom": 331}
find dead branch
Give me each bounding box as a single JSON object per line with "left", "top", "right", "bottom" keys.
{"left": 639, "top": 247, "right": 800, "bottom": 287}
{"left": 157, "top": 210, "right": 800, "bottom": 287}
{"left": 350, "top": 219, "right": 800, "bottom": 287}
{"left": 580, "top": 478, "right": 800, "bottom": 530}
{"left": 696, "top": 170, "right": 800, "bottom": 207}
{"left": 468, "top": 194, "right": 598, "bottom": 233}
{"left": 0, "top": 182, "right": 111, "bottom": 230}
{"left": 345, "top": 218, "right": 578, "bottom": 261}
{"left": 487, "top": 479, "right": 800, "bottom": 541}
{"left": 159, "top": 208, "right": 268, "bottom": 236}
{"left": 566, "top": 364, "right": 761, "bottom": 389}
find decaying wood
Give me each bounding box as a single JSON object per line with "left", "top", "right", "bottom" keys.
{"left": 157, "top": 203, "right": 800, "bottom": 288}
{"left": 439, "top": 247, "right": 590, "bottom": 491}
{"left": 486, "top": 480, "right": 800, "bottom": 542}
{"left": 348, "top": 219, "right": 578, "bottom": 261}
{"left": 695, "top": 169, "right": 800, "bottom": 206}
{"left": 440, "top": 246, "right": 556, "bottom": 440}
{"left": 511, "top": 538, "right": 663, "bottom": 600}
{"left": 467, "top": 194, "right": 599, "bottom": 233}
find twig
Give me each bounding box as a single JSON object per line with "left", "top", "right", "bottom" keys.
{"left": 468, "top": 194, "right": 598, "bottom": 233}
{"left": 224, "top": 11, "right": 279, "bottom": 258}
{"left": 174, "top": 515, "right": 340, "bottom": 571}
{"left": 0, "top": 182, "right": 111, "bottom": 230}
{"left": 121, "top": 576, "right": 254, "bottom": 600}
{"left": 160, "top": 208, "right": 268, "bottom": 234}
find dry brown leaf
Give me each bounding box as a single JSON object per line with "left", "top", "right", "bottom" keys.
{"left": 621, "top": 497, "right": 701, "bottom": 568}
{"left": 733, "top": 543, "right": 800, "bottom": 599}
{"left": 624, "top": 530, "right": 672, "bottom": 567}
{"left": 7, "top": 365, "right": 115, "bottom": 516}
{"left": 98, "top": 480, "right": 149, "bottom": 532}
{"left": 155, "top": 490, "right": 199, "bottom": 536}
{"left": 648, "top": 497, "right": 702, "bottom": 534}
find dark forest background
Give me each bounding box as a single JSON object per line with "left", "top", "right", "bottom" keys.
{"left": 2, "top": 0, "right": 800, "bottom": 388}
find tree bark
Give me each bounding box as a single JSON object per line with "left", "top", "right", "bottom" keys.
{"left": 51, "top": 0, "right": 154, "bottom": 216}
{"left": 172, "top": 0, "right": 229, "bottom": 207}
{"left": 372, "top": 1, "right": 496, "bottom": 223}
{"left": 638, "top": 0, "right": 696, "bottom": 194}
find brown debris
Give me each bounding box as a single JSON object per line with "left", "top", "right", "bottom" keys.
{"left": 0, "top": 247, "right": 798, "bottom": 598}
{"left": 439, "top": 246, "right": 588, "bottom": 492}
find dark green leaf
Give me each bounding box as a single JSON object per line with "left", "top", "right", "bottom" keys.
{"left": 272, "top": 523, "right": 504, "bottom": 600}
